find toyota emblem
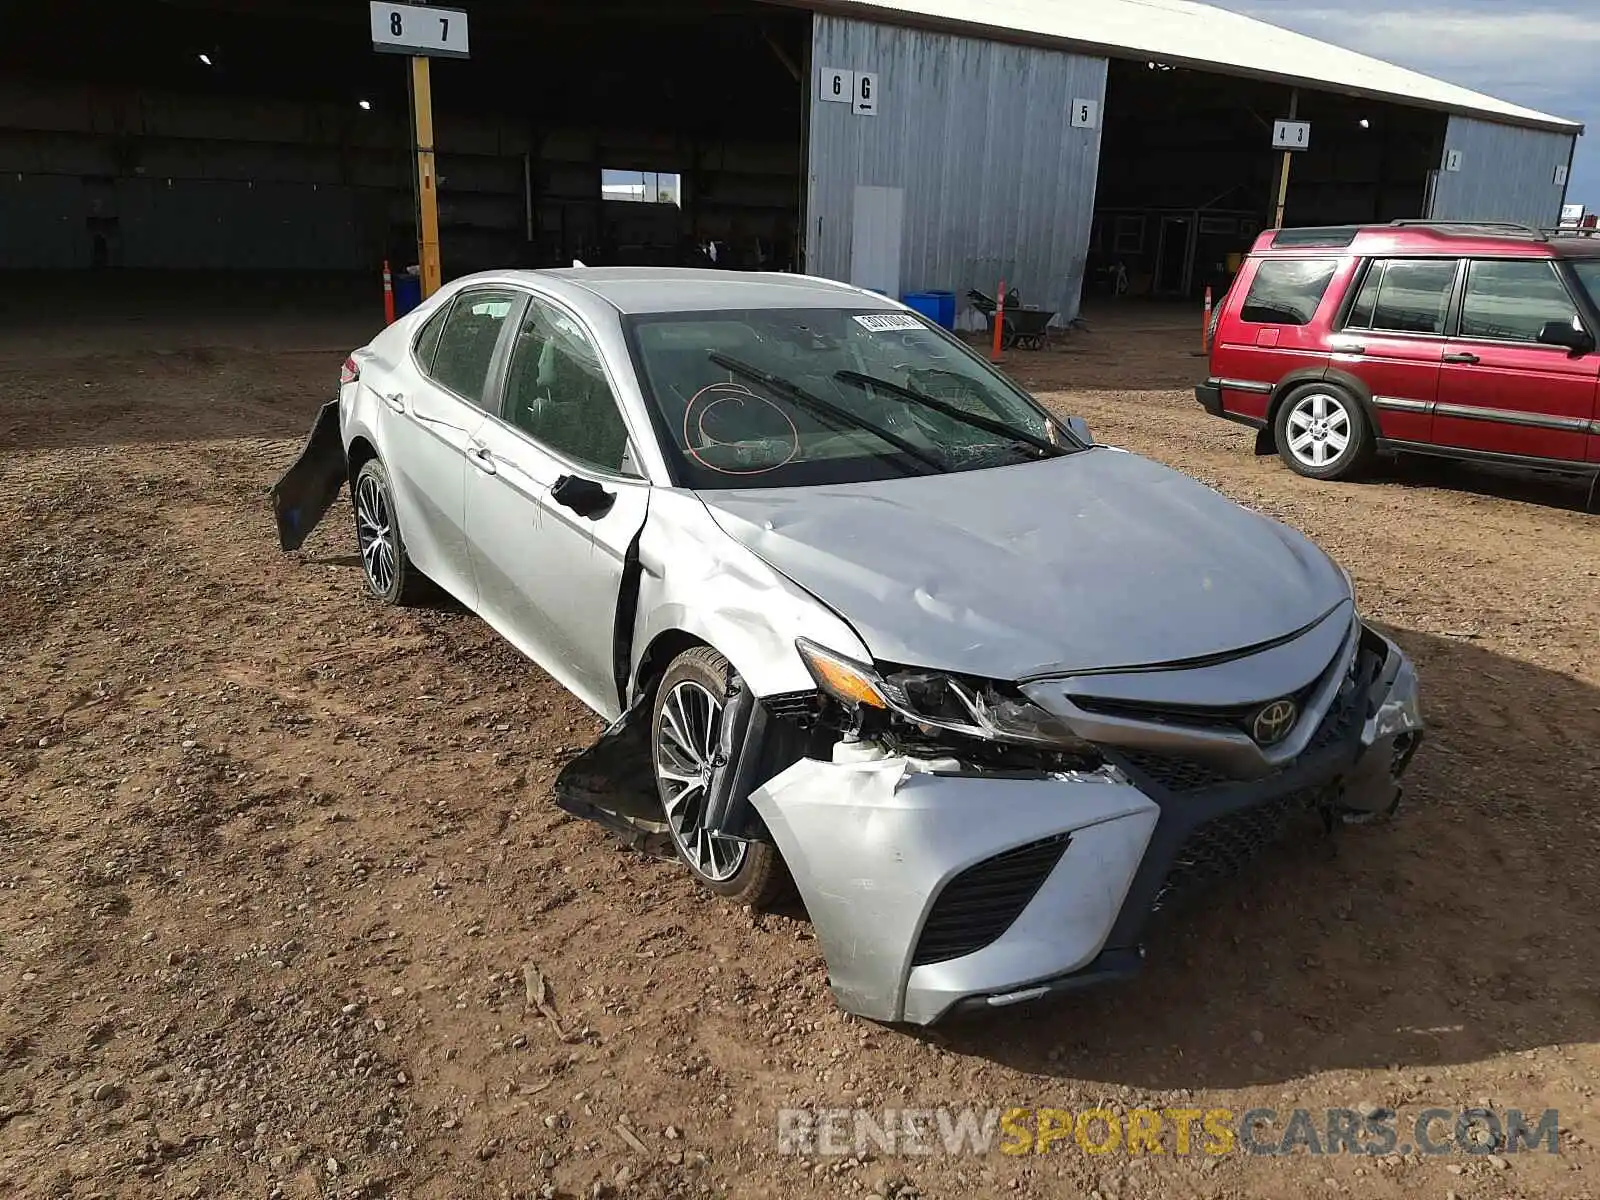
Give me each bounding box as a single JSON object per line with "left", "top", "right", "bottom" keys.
{"left": 1251, "top": 699, "right": 1298, "bottom": 746}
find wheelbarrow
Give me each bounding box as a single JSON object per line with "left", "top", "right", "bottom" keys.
{"left": 967, "top": 288, "right": 1056, "bottom": 350}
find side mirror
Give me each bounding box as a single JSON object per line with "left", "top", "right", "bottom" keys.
{"left": 1064, "top": 416, "right": 1094, "bottom": 446}
{"left": 1536, "top": 319, "right": 1595, "bottom": 354}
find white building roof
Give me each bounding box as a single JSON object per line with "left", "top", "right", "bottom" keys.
{"left": 810, "top": 0, "right": 1583, "bottom": 133}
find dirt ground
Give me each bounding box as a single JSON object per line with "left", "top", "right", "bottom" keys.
{"left": 3, "top": 280, "right": 1599, "bottom": 1200}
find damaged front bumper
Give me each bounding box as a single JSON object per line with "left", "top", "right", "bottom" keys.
{"left": 747, "top": 626, "right": 1424, "bottom": 1025}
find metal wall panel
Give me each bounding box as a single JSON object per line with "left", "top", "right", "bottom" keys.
{"left": 1429, "top": 116, "right": 1574, "bottom": 226}
{"left": 808, "top": 15, "right": 1106, "bottom": 325}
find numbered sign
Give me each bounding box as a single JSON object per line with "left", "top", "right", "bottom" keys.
{"left": 1444, "top": 148, "right": 1463, "bottom": 173}
{"left": 853, "top": 72, "right": 879, "bottom": 117}
{"left": 820, "top": 67, "right": 855, "bottom": 104}
{"left": 1070, "top": 98, "right": 1098, "bottom": 129}
{"left": 1271, "top": 120, "right": 1310, "bottom": 151}
{"left": 1555, "top": 163, "right": 1569, "bottom": 187}
{"left": 370, "top": 2, "right": 470, "bottom": 58}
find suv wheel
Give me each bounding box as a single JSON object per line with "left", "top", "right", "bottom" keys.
{"left": 1274, "top": 384, "right": 1374, "bottom": 481}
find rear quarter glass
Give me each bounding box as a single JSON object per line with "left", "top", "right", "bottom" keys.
{"left": 1211, "top": 256, "right": 1349, "bottom": 421}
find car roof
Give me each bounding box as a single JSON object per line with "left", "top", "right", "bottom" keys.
{"left": 471, "top": 267, "right": 904, "bottom": 315}
{"left": 1249, "top": 223, "right": 1600, "bottom": 260}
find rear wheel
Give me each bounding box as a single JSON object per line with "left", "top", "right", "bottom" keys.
{"left": 651, "top": 646, "right": 790, "bottom": 908}
{"left": 1274, "top": 384, "right": 1374, "bottom": 481}
{"left": 353, "top": 458, "right": 428, "bottom": 605}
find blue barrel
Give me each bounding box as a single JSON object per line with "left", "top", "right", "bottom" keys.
{"left": 901, "top": 290, "right": 957, "bottom": 330}
{"left": 901, "top": 291, "right": 942, "bottom": 325}
{"left": 394, "top": 274, "right": 423, "bottom": 317}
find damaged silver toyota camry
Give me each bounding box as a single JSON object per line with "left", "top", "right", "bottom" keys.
{"left": 272, "top": 267, "right": 1423, "bottom": 1025}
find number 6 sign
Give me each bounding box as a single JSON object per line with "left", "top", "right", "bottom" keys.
{"left": 820, "top": 67, "right": 855, "bottom": 104}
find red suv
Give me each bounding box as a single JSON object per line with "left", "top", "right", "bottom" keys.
{"left": 1197, "top": 222, "right": 1600, "bottom": 487}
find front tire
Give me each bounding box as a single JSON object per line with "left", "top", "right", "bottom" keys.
{"left": 651, "top": 646, "right": 790, "bottom": 908}
{"left": 352, "top": 458, "right": 427, "bottom": 606}
{"left": 1273, "top": 383, "right": 1374, "bottom": 481}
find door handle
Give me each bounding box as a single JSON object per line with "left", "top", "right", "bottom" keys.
{"left": 382, "top": 391, "right": 407, "bottom": 412}
{"left": 551, "top": 473, "right": 615, "bottom": 518}
{"left": 467, "top": 444, "right": 497, "bottom": 475}
{"left": 1442, "top": 352, "right": 1480, "bottom": 365}
{"left": 1339, "top": 344, "right": 1366, "bottom": 356}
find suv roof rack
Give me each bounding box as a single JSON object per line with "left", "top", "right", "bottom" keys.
{"left": 1386, "top": 219, "right": 1548, "bottom": 242}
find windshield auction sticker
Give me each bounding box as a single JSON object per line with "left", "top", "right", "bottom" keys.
{"left": 853, "top": 313, "right": 925, "bottom": 332}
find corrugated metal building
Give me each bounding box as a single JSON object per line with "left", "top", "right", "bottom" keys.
{"left": 795, "top": 0, "right": 1585, "bottom": 324}
{"left": 0, "top": 0, "right": 1584, "bottom": 300}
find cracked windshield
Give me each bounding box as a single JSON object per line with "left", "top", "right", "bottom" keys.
{"left": 625, "top": 308, "right": 1076, "bottom": 488}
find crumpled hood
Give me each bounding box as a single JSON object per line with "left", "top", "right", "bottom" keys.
{"left": 697, "top": 448, "right": 1351, "bottom": 680}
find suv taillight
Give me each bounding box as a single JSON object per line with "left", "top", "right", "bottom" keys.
{"left": 340, "top": 356, "right": 360, "bottom": 386}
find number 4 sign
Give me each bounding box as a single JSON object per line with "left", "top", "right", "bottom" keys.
{"left": 370, "top": 2, "right": 471, "bottom": 58}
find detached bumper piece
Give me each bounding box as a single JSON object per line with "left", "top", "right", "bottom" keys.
{"left": 271, "top": 398, "right": 346, "bottom": 552}
{"left": 1194, "top": 380, "right": 1225, "bottom": 418}
{"left": 749, "top": 625, "right": 1423, "bottom": 1026}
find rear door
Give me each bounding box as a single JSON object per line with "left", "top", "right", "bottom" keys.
{"left": 1334, "top": 257, "right": 1459, "bottom": 445}
{"left": 1434, "top": 258, "right": 1599, "bottom": 463}
{"left": 377, "top": 287, "right": 521, "bottom": 608}
{"left": 464, "top": 291, "right": 651, "bottom": 721}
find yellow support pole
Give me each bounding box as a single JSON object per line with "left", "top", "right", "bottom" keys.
{"left": 1272, "top": 89, "right": 1299, "bottom": 230}
{"left": 411, "top": 55, "right": 442, "bottom": 298}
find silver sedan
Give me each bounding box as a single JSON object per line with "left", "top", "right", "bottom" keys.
{"left": 272, "top": 268, "right": 1423, "bottom": 1024}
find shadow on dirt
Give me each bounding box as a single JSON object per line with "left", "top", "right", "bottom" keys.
{"left": 1374, "top": 454, "right": 1597, "bottom": 515}
{"left": 930, "top": 624, "right": 1600, "bottom": 1089}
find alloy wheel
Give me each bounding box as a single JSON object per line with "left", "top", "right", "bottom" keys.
{"left": 1285, "top": 391, "right": 1351, "bottom": 469}
{"left": 655, "top": 680, "right": 748, "bottom": 883}
{"left": 356, "top": 473, "right": 397, "bottom": 596}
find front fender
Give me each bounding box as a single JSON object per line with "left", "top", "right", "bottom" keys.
{"left": 630, "top": 489, "right": 871, "bottom": 700}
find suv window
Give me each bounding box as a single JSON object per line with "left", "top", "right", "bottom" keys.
{"left": 1240, "top": 259, "right": 1338, "bottom": 325}
{"left": 501, "top": 297, "right": 634, "bottom": 474}
{"left": 1459, "top": 260, "right": 1581, "bottom": 343}
{"left": 430, "top": 289, "right": 519, "bottom": 406}
{"left": 1346, "top": 259, "right": 1458, "bottom": 336}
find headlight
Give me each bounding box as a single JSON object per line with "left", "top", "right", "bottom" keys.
{"left": 796, "top": 640, "right": 1093, "bottom": 750}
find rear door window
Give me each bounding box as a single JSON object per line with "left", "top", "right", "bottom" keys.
{"left": 1459, "top": 259, "right": 1582, "bottom": 343}
{"left": 429, "top": 289, "right": 520, "bottom": 406}
{"left": 1346, "top": 259, "right": 1458, "bottom": 336}
{"left": 1239, "top": 259, "right": 1338, "bottom": 325}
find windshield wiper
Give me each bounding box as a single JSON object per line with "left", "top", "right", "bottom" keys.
{"left": 833, "top": 369, "right": 1068, "bottom": 458}
{"left": 707, "top": 352, "right": 943, "bottom": 474}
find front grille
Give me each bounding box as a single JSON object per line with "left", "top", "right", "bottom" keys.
{"left": 911, "top": 834, "right": 1071, "bottom": 967}
{"left": 762, "top": 690, "right": 820, "bottom": 726}
{"left": 1115, "top": 749, "right": 1234, "bottom": 793}
{"left": 1110, "top": 674, "right": 1369, "bottom": 795}
{"left": 1070, "top": 679, "right": 1321, "bottom": 738}
{"left": 1150, "top": 787, "right": 1325, "bottom": 915}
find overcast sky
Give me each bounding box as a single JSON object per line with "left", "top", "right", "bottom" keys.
{"left": 1210, "top": 0, "right": 1597, "bottom": 208}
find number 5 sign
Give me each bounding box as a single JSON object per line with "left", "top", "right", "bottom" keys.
{"left": 370, "top": 2, "right": 471, "bottom": 58}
